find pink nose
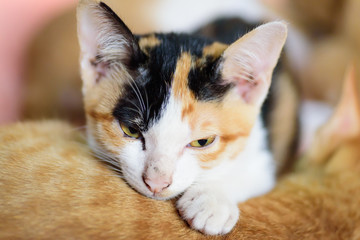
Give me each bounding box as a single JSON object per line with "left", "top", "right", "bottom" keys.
{"left": 143, "top": 176, "right": 171, "bottom": 194}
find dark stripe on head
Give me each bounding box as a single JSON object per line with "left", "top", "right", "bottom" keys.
{"left": 188, "top": 57, "right": 232, "bottom": 101}
{"left": 193, "top": 17, "right": 258, "bottom": 45}
{"left": 113, "top": 33, "right": 232, "bottom": 132}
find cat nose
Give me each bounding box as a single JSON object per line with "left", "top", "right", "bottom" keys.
{"left": 143, "top": 176, "right": 172, "bottom": 194}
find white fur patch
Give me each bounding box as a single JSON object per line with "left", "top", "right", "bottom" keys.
{"left": 112, "top": 93, "right": 201, "bottom": 200}
{"left": 177, "top": 117, "right": 275, "bottom": 235}
{"left": 80, "top": 2, "right": 280, "bottom": 235}
{"left": 89, "top": 89, "right": 275, "bottom": 235}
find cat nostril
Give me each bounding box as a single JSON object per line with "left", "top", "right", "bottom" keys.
{"left": 143, "top": 176, "right": 171, "bottom": 194}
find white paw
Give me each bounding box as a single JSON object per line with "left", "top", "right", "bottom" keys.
{"left": 177, "top": 187, "right": 239, "bottom": 235}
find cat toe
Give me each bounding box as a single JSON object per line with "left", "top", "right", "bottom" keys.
{"left": 177, "top": 188, "right": 239, "bottom": 235}
{"left": 199, "top": 202, "right": 239, "bottom": 235}
{"left": 222, "top": 208, "right": 240, "bottom": 234}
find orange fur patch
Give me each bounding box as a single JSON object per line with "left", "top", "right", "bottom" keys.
{"left": 202, "top": 42, "right": 228, "bottom": 58}
{"left": 2, "top": 109, "right": 360, "bottom": 239}
{"left": 171, "top": 52, "right": 197, "bottom": 121}
{"left": 181, "top": 103, "right": 195, "bottom": 120}
{"left": 170, "top": 52, "right": 260, "bottom": 167}
{"left": 83, "top": 75, "right": 129, "bottom": 155}
{"left": 138, "top": 34, "right": 161, "bottom": 55}
{"left": 184, "top": 95, "right": 258, "bottom": 168}
{"left": 172, "top": 52, "right": 193, "bottom": 100}
{"left": 195, "top": 42, "right": 228, "bottom": 67}
{"left": 88, "top": 110, "right": 114, "bottom": 122}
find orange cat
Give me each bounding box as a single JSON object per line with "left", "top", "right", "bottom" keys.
{"left": 1, "top": 67, "right": 359, "bottom": 239}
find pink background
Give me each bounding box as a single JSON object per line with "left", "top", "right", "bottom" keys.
{"left": 0, "top": 0, "right": 76, "bottom": 124}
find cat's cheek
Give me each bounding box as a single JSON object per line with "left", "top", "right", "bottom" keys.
{"left": 117, "top": 142, "right": 152, "bottom": 196}
{"left": 170, "top": 154, "right": 202, "bottom": 194}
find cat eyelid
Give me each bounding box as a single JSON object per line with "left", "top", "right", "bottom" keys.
{"left": 186, "top": 135, "right": 218, "bottom": 149}
{"left": 119, "top": 122, "right": 142, "bottom": 140}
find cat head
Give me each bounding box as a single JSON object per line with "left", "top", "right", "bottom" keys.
{"left": 77, "top": 0, "right": 287, "bottom": 199}
{"left": 306, "top": 64, "right": 360, "bottom": 173}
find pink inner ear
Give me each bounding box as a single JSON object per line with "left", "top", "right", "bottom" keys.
{"left": 236, "top": 77, "right": 259, "bottom": 103}
{"left": 89, "top": 59, "right": 109, "bottom": 83}
{"left": 221, "top": 45, "right": 273, "bottom": 105}
{"left": 221, "top": 22, "right": 287, "bottom": 106}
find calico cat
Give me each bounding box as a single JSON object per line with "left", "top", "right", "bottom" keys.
{"left": 1, "top": 66, "right": 359, "bottom": 239}
{"left": 77, "top": 0, "right": 288, "bottom": 234}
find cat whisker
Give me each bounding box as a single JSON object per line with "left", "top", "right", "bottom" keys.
{"left": 143, "top": 83, "right": 150, "bottom": 122}
{"left": 122, "top": 102, "right": 144, "bottom": 118}
{"left": 90, "top": 152, "right": 125, "bottom": 177}
{"left": 95, "top": 173, "right": 125, "bottom": 178}
{"left": 108, "top": 67, "right": 142, "bottom": 111}
{"left": 132, "top": 79, "right": 147, "bottom": 113}
{"left": 89, "top": 145, "right": 122, "bottom": 168}
{"left": 90, "top": 168, "right": 125, "bottom": 179}
{"left": 88, "top": 143, "right": 115, "bottom": 157}
{"left": 122, "top": 73, "right": 146, "bottom": 114}
{"left": 121, "top": 171, "right": 146, "bottom": 193}
{"left": 70, "top": 125, "right": 88, "bottom": 131}
{"left": 91, "top": 151, "right": 118, "bottom": 164}
{"left": 117, "top": 69, "right": 148, "bottom": 117}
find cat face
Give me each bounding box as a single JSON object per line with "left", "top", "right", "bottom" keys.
{"left": 77, "top": 0, "right": 287, "bottom": 199}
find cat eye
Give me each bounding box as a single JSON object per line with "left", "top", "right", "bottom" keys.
{"left": 188, "top": 135, "right": 216, "bottom": 148}
{"left": 120, "top": 123, "right": 141, "bottom": 139}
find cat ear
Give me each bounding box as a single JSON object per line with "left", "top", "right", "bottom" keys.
{"left": 221, "top": 21, "right": 287, "bottom": 107}
{"left": 308, "top": 64, "right": 360, "bottom": 164}
{"left": 77, "top": 0, "right": 141, "bottom": 92}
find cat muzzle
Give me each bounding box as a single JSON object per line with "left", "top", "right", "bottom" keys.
{"left": 142, "top": 175, "right": 172, "bottom": 194}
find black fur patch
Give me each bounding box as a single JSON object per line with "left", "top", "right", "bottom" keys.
{"left": 113, "top": 33, "right": 233, "bottom": 132}
{"left": 261, "top": 62, "right": 282, "bottom": 131}
{"left": 107, "top": 10, "right": 266, "bottom": 135}
{"left": 188, "top": 57, "right": 233, "bottom": 101}
{"left": 190, "top": 17, "right": 258, "bottom": 100}
{"left": 193, "top": 17, "right": 258, "bottom": 44}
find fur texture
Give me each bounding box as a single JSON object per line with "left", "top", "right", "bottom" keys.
{"left": 77, "top": 0, "right": 287, "bottom": 234}
{"left": 1, "top": 67, "right": 360, "bottom": 238}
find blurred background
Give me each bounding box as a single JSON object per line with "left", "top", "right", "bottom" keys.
{"left": 0, "top": 0, "right": 75, "bottom": 124}
{"left": 0, "top": 0, "right": 359, "bottom": 126}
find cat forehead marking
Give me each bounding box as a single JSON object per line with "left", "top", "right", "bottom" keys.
{"left": 202, "top": 42, "right": 228, "bottom": 59}
{"left": 112, "top": 34, "right": 231, "bottom": 132}
{"left": 170, "top": 43, "right": 229, "bottom": 121}
{"left": 138, "top": 34, "right": 161, "bottom": 55}
{"left": 171, "top": 52, "right": 196, "bottom": 119}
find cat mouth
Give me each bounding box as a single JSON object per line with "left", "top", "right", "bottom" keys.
{"left": 123, "top": 171, "right": 182, "bottom": 200}
{"left": 147, "top": 190, "right": 178, "bottom": 201}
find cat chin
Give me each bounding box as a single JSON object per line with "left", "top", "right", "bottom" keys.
{"left": 140, "top": 188, "right": 181, "bottom": 201}
{"left": 124, "top": 175, "right": 182, "bottom": 201}
{"left": 147, "top": 194, "right": 176, "bottom": 201}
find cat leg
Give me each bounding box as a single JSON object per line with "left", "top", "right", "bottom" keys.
{"left": 177, "top": 183, "right": 239, "bottom": 235}
{"left": 177, "top": 146, "right": 275, "bottom": 235}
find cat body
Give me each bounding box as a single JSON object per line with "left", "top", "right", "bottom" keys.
{"left": 77, "top": 0, "right": 288, "bottom": 234}
{"left": 1, "top": 68, "right": 359, "bottom": 239}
